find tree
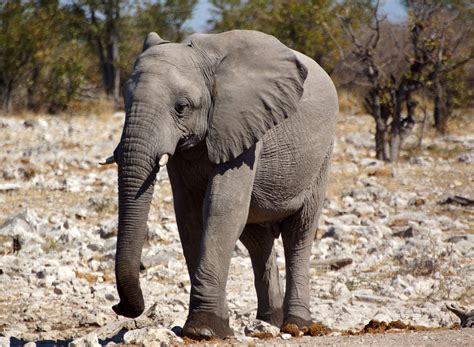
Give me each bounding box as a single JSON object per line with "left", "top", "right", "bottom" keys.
{"left": 72, "top": 0, "right": 198, "bottom": 103}
{"left": 403, "top": 0, "right": 473, "bottom": 133}
{"left": 70, "top": 0, "right": 124, "bottom": 103}
{"left": 0, "top": 0, "right": 87, "bottom": 113}
{"left": 135, "top": 0, "right": 197, "bottom": 42}
{"left": 119, "top": 0, "right": 197, "bottom": 80}
{"left": 26, "top": 1, "right": 88, "bottom": 113}
{"left": 338, "top": 0, "right": 473, "bottom": 160}
{"left": 338, "top": 0, "right": 426, "bottom": 162}
{"left": 0, "top": 0, "right": 199, "bottom": 113}
{"left": 0, "top": 1, "right": 35, "bottom": 112}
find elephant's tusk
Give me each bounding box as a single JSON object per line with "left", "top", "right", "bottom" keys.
{"left": 159, "top": 154, "right": 169, "bottom": 167}
{"left": 99, "top": 155, "right": 116, "bottom": 166}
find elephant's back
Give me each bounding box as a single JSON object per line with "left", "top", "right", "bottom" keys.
{"left": 249, "top": 52, "right": 337, "bottom": 223}
{"left": 293, "top": 50, "right": 338, "bottom": 119}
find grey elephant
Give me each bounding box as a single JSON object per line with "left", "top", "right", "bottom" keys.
{"left": 102, "top": 30, "right": 338, "bottom": 339}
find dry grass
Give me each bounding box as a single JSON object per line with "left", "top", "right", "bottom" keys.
{"left": 0, "top": 110, "right": 41, "bottom": 119}
{"left": 67, "top": 97, "right": 117, "bottom": 118}
{"left": 444, "top": 110, "right": 474, "bottom": 136}
{"left": 338, "top": 90, "right": 362, "bottom": 116}
{"left": 0, "top": 96, "right": 117, "bottom": 119}
{"left": 327, "top": 173, "right": 355, "bottom": 206}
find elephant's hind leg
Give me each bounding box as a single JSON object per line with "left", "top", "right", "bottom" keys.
{"left": 280, "top": 204, "right": 319, "bottom": 330}
{"left": 239, "top": 224, "right": 283, "bottom": 326}
{"left": 280, "top": 149, "right": 332, "bottom": 330}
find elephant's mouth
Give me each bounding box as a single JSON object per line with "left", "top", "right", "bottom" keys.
{"left": 177, "top": 133, "right": 201, "bottom": 151}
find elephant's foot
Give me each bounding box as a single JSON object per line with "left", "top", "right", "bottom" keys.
{"left": 256, "top": 307, "right": 284, "bottom": 327}
{"left": 112, "top": 301, "right": 144, "bottom": 319}
{"left": 183, "top": 311, "right": 234, "bottom": 340}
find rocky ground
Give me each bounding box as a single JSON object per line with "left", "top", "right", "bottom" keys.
{"left": 0, "top": 109, "right": 473, "bottom": 346}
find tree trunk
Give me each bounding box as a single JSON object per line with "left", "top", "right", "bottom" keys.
{"left": 417, "top": 105, "right": 428, "bottom": 147}
{"left": 375, "top": 120, "right": 389, "bottom": 161}
{"left": 2, "top": 80, "right": 14, "bottom": 114}
{"left": 102, "top": 62, "right": 114, "bottom": 96}
{"left": 400, "top": 95, "right": 416, "bottom": 143}
{"left": 433, "top": 79, "right": 446, "bottom": 133}
{"left": 366, "top": 91, "right": 390, "bottom": 161}
{"left": 102, "top": 33, "right": 120, "bottom": 101}
{"left": 88, "top": 1, "right": 120, "bottom": 102}
{"left": 110, "top": 28, "right": 120, "bottom": 103}
{"left": 389, "top": 92, "right": 403, "bottom": 163}
{"left": 104, "top": 2, "right": 120, "bottom": 103}
{"left": 27, "top": 65, "right": 40, "bottom": 112}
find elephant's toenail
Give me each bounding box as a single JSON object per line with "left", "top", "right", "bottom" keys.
{"left": 171, "top": 326, "right": 183, "bottom": 336}
{"left": 199, "top": 328, "right": 213, "bottom": 338}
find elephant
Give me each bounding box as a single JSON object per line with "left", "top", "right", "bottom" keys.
{"left": 102, "top": 29, "right": 338, "bottom": 339}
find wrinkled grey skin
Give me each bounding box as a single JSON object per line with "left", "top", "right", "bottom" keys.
{"left": 111, "top": 30, "right": 338, "bottom": 339}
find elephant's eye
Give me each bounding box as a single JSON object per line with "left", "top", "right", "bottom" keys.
{"left": 174, "top": 100, "right": 189, "bottom": 115}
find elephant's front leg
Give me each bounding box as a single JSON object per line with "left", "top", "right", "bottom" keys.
{"left": 167, "top": 162, "right": 206, "bottom": 286}
{"left": 183, "top": 145, "right": 260, "bottom": 340}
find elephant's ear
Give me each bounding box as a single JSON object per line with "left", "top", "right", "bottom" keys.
{"left": 143, "top": 32, "right": 169, "bottom": 51}
{"left": 205, "top": 31, "right": 308, "bottom": 164}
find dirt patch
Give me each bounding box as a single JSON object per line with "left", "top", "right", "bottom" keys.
{"left": 182, "top": 336, "right": 222, "bottom": 344}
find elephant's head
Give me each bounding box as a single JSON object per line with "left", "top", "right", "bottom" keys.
{"left": 110, "top": 30, "right": 307, "bottom": 318}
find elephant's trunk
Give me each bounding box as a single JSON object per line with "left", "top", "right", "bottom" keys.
{"left": 113, "top": 164, "right": 156, "bottom": 318}
{"left": 113, "top": 106, "right": 162, "bottom": 318}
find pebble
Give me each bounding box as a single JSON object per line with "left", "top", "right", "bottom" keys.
{"left": 123, "top": 327, "right": 177, "bottom": 345}
{"left": 353, "top": 202, "right": 375, "bottom": 216}
{"left": 0, "top": 337, "right": 10, "bottom": 347}
{"left": 244, "top": 319, "right": 281, "bottom": 337}
{"left": 69, "top": 333, "right": 101, "bottom": 347}
{"left": 56, "top": 266, "right": 76, "bottom": 282}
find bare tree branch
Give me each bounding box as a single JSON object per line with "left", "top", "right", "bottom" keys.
{"left": 321, "top": 20, "right": 345, "bottom": 61}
